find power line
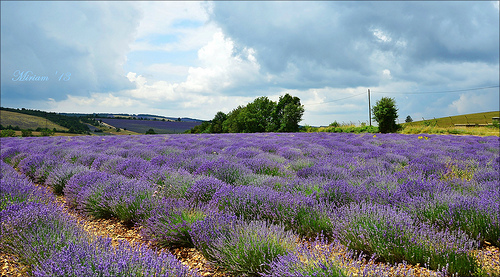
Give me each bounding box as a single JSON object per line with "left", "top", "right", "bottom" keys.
{"left": 302, "top": 84, "right": 499, "bottom": 106}
{"left": 371, "top": 85, "right": 499, "bottom": 95}
{"left": 304, "top": 91, "right": 366, "bottom": 106}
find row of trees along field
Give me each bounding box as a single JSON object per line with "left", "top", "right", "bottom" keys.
{"left": 189, "top": 94, "right": 304, "bottom": 133}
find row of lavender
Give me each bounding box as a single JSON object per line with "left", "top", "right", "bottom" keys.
{"left": 1, "top": 133, "right": 499, "bottom": 276}
{"left": 0, "top": 161, "right": 196, "bottom": 276}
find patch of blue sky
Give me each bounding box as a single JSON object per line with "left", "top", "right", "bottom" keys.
{"left": 171, "top": 19, "right": 204, "bottom": 29}
{"left": 126, "top": 49, "right": 198, "bottom": 68}
{"left": 136, "top": 34, "right": 179, "bottom": 46}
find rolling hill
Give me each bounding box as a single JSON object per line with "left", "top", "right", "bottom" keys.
{"left": 406, "top": 111, "right": 499, "bottom": 127}
{"left": 0, "top": 110, "right": 68, "bottom": 131}
{"left": 99, "top": 118, "right": 202, "bottom": 134}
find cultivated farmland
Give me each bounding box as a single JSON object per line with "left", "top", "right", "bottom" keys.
{"left": 1, "top": 133, "right": 499, "bottom": 276}
{"left": 100, "top": 118, "right": 202, "bottom": 134}
{"left": 0, "top": 110, "right": 68, "bottom": 131}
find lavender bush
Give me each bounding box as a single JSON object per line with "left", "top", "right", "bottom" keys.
{"left": 332, "top": 202, "right": 481, "bottom": 276}
{"left": 107, "top": 178, "right": 157, "bottom": 224}
{"left": 141, "top": 198, "right": 206, "bottom": 248}
{"left": 64, "top": 170, "right": 114, "bottom": 208}
{"left": 32, "top": 238, "right": 197, "bottom": 277}
{"left": 185, "top": 176, "right": 231, "bottom": 204}
{"left": 0, "top": 202, "right": 87, "bottom": 268}
{"left": 215, "top": 185, "right": 332, "bottom": 237}
{"left": 45, "top": 163, "right": 88, "bottom": 194}
{"left": 0, "top": 162, "right": 54, "bottom": 210}
{"left": 410, "top": 190, "right": 500, "bottom": 247}
{"left": 142, "top": 167, "right": 197, "bottom": 199}
{"left": 265, "top": 236, "right": 450, "bottom": 277}
{"left": 190, "top": 214, "right": 298, "bottom": 275}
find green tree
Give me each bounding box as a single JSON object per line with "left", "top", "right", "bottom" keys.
{"left": 21, "top": 130, "right": 32, "bottom": 137}
{"left": 210, "top": 111, "right": 228, "bottom": 133}
{"left": 271, "top": 94, "right": 304, "bottom": 132}
{"left": 372, "top": 97, "right": 399, "bottom": 133}
{"left": 189, "top": 94, "right": 304, "bottom": 133}
{"left": 223, "top": 106, "right": 246, "bottom": 133}
{"left": 1, "top": 130, "right": 16, "bottom": 137}
{"left": 145, "top": 128, "right": 156, "bottom": 135}
{"left": 245, "top": 96, "right": 276, "bottom": 132}
{"left": 405, "top": 115, "right": 413, "bottom": 123}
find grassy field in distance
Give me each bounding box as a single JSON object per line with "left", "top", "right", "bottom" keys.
{"left": 406, "top": 111, "right": 499, "bottom": 127}
{"left": 0, "top": 110, "right": 68, "bottom": 131}
{"left": 401, "top": 111, "right": 499, "bottom": 136}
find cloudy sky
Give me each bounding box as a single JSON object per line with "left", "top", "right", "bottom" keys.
{"left": 1, "top": 1, "right": 499, "bottom": 126}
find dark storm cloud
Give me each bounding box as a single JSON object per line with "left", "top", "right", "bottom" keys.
{"left": 1, "top": 1, "right": 141, "bottom": 103}
{"left": 208, "top": 1, "right": 499, "bottom": 89}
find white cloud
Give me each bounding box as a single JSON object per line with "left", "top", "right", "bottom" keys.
{"left": 178, "top": 31, "right": 261, "bottom": 94}
{"left": 46, "top": 93, "right": 145, "bottom": 114}
{"left": 382, "top": 69, "right": 392, "bottom": 79}
{"left": 449, "top": 92, "right": 496, "bottom": 115}
{"left": 372, "top": 28, "right": 392, "bottom": 42}
{"left": 129, "top": 1, "right": 216, "bottom": 53}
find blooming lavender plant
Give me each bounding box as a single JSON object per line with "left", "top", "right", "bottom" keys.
{"left": 0, "top": 146, "right": 19, "bottom": 164}
{"left": 142, "top": 198, "right": 206, "bottom": 248}
{"left": 0, "top": 202, "right": 87, "bottom": 268}
{"left": 185, "top": 176, "right": 232, "bottom": 204}
{"left": 76, "top": 174, "right": 130, "bottom": 219}
{"left": 17, "top": 154, "right": 56, "bottom": 183}
{"left": 410, "top": 189, "right": 500, "bottom": 247}
{"left": 107, "top": 178, "right": 157, "bottom": 224}
{"left": 45, "top": 163, "right": 89, "bottom": 194}
{"left": 1, "top": 196, "right": 195, "bottom": 277}
{"left": 332, "top": 202, "right": 481, "bottom": 276}
{"left": 64, "top": 170, "right": 114, "bottom": 208}
{"left": 215, "top": 185, "right": 332, "bottom": 237}
{"left": 32, "top": 238, "right": 198, "bottom": 277}
{"left": 142, "top": 167, "right": 198, "bottom": 199}
{"left": 1, "top": 162, "right": 54, "bottom": 210}
{"left": 190, "top": 214, "right": 298, "bottom": 276}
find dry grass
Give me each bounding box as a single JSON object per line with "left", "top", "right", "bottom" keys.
{"left": 0, "top": 110, "right": 67, "bottom": 131}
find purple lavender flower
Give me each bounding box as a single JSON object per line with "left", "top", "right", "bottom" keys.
{"left": 185, "top": 176, "right": 231, "bottom": 204}
{"left": 1, "top": 162, "right": 54, "bottom": 209}
{"left": 190, "top": 214, "right": 297, "bottom": 275}
{"left": 332, "top": 201, "right": 480, "bottom": 275}
{"left": 32, "top": 238, "right": 197, "bottom": 277}
{"left": 141, "top": 198, "right": 206, "bottom": 248}
{"left": 45, "top": 163, "right": 89, "bottom": 195}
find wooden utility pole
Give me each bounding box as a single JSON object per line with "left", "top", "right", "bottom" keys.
{"left": 368, "top": 89, "right": 371, "bottom": 126}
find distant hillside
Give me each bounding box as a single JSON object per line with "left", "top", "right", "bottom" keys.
{"left": 407, "top": 111, "right": 499, "bottom": 127}
{"left": 99, "top": 118, "right": 202, "bottom": 134}
{"left": 1, "top": 107, "right": 90, "bottom": 134}
{"left": 61, "top": 113, "right": 204, "bottom": 122}
{"left": 0, "top": 110, "right": 68, "bottom": 131}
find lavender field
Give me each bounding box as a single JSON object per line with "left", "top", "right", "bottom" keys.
{"left": 1, "top": 133, "right": 499, "bottom": 276}
{"left": 100, "top": 118, "right": 202, "bottom": 134}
